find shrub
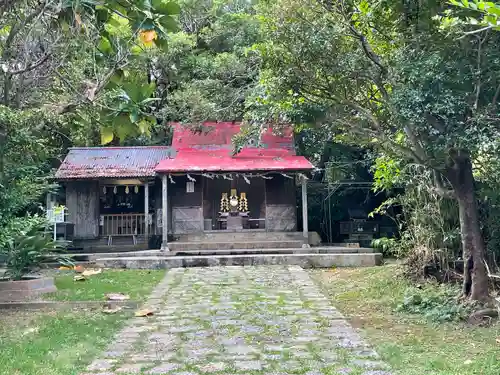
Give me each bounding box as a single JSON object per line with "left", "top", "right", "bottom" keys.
{"left": 371, "top": 237, "right": 399, "bottom": 257}
{"left": 1, "top": 228, "right": 71, "bottom": 281}
{"left": 0, "top": 215, "right": 48, "bottom": 250}
{"left": 396, "top": 284, "right": 472, "bottom": 322}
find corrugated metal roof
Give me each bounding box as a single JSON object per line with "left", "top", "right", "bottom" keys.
{"left": 155, "top": 147, "right": 313, "bottom": 173}
{"left": 55, "top": 146, "right": 175, "bottom": 179}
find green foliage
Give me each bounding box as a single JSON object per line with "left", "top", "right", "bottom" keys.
{"left": 372, "top": 155, "right": 403, "bottom": 192}
{"left": 449, "top": 0, "right": 500, "bottom": 30}
{"left": 396, "top": 285, "right": 472, "bottom": 322}
{"left": 0, "top": 215, "right": 48, "bottom": 251}
{"left": 156, "top": 0, "right": 262, "bottom": 124}
{"left": 1, "top": 228, "right": 71, "bottom": 281}
{"left": 371, "top": 237, "right": 399, "bottom": 257}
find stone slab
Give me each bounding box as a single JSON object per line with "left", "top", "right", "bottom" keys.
{"left": 96, "top": 253, "right": 383, "bottom": 269}
{"left": 172, "top": 246, "right": 375, "bottom": 256}
{"left": 168, "top": 240, "right": 303, "bottom": 251}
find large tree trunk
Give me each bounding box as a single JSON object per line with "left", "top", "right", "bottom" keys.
{"left": 446, "top": 150, "right": 489, "bottom": 301}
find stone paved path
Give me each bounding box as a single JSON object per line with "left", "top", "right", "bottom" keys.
{"left": 82, "top": 266, "right": 392, "bottom": 375}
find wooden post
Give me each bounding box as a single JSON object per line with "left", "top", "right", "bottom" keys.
{"left": 161, "top": 174, "right": 169, "bottom": 252}
{"left": 144, "top": 182, "right": 149, "bottom": 242}
{"left": 46, "top": 192, "right": 52, "bottom": 210}
{"left": 301, "top": 176, "right": 309, "bottom": 247}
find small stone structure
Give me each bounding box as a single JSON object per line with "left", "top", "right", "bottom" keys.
{"left": 0, "top": 277, "right": 56, "bottom": 302}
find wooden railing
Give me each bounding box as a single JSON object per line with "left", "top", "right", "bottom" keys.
{"left": 100, "top": 214, "right": 154, "bottom": 237}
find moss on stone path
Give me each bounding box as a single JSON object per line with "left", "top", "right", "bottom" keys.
{"left": 82, "top": 266, "right": 391, "bottom": 375}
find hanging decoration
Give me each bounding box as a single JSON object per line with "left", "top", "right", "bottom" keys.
{"left": 220, "top": 193, "right": 229, "bottom": 213}
{"left": 113, "top": 186, "right": 117, "bottom": 194}
{"left": 125, "top": 186, "right": 130, "bottom": 194}
{"left": 222, "top": 174, "right": 233, "bottom": 180}
{"left": 202, "top": 173, "right": 214, "bottom": 179}
{"left": 238, "top": 192, "right": 248, "bottom": 213}
{"left": 281, "top": 173, "right": 293, "bottom": 179}
{"left": 229, "top": 189, "right": 239, "bottom": 212}
{"left": 187, "top": 174, "right": 196, "bottom": 182}
{"left": 168, "top": 174, "right": 175, "bottom": 184}
{"left": 298, "top": 173, "right": 309, "bottom": 180}
{"left": 243, "top": 175, "right": 251, "bottom": 184}
{"left": 103, "top": 186, "right": 107, "bottom": 194}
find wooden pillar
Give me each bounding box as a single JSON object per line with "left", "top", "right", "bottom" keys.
{"left": 144, "top": 182, "right": 149, "bottom": 241}
{"left": 161, "top": 174, "right": 169, "bottom": 252}
{"left": 46, "top": 192, "right": 53, "bottom": 210}
{"left": 301, "top": 176, "right": 309, "bottom": 246}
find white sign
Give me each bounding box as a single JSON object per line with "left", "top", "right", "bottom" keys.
{"left": 47, "top": 206, "right": 66, "bottom": 223}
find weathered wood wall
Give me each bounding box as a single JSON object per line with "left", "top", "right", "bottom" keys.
{"left": 170, "top": 175, "right": 203, "bottom": 233}
{"left": 265, "top": 174, "right": 297, "bottom": 231}
{"left": 66, "top": 181, "right": 99, "bottom": 239}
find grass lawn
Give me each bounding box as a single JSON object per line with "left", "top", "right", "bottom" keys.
{"left": 311, "top": 265, "right": 500, "bottom": 375}
{"left": 0, "top": 269, "right": 165, "bottom": 375}
{"left": 48, "top": 269, "right": 166, "bottom": 301}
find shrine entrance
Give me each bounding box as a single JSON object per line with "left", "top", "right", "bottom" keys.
{"left": 202, "top": 176, "right": 266, "bottom": 231}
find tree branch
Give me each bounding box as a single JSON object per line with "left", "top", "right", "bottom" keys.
{"left": 432, "top": 169, "right": 455, "bottom": 198}
{"left": 9, "top": 53, "right": 51, "bottom": 75}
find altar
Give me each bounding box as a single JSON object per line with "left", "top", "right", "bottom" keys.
{"left": 217, "top": 189, "right": 250, "bottom": 231}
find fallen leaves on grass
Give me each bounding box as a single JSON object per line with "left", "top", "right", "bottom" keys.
{"left": 73, "top": 275, "right": 86, "bottom": 281}
{"left": 74, "top": 265, "right": 85, "bottom": 273}
{"left": 106, "top": 293, "right": 130, "bottom": 301}
{"left": 82, "top": 268, "right": 102, "bottom": 277}
{"left": 102, "top": 305, "right": 123, "bottom": 314}
{"left": 135, "top": 308, "right": 154, "bottom": 317}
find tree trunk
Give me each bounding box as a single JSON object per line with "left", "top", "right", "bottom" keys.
{"left": 446, "top": 151, "right": 489, "bottom": 301}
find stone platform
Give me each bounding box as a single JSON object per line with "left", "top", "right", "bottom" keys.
{"left": 96, "top": 251, "right": 382, "bottom": 269}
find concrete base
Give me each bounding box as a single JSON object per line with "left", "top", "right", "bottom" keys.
{"left": 168, "top": 240, "right": 303, "bottom": 251}
{"left": 174, "top": 231, "right": 321, "bottom": 244}
{"left": 96, "top": 252, "right": 383, "bottom": 269}
{"left": 172, "top": 246, "right": 374, "bottom": 256}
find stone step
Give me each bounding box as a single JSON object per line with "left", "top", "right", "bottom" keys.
{"left": 96, "top": 252, "right": 383, "bottom": 269}
{"left": 68, "top": 243, "right": 149, "bottom": 253}
{"left": 174, "top": 231, "right": 310, "bottom": 242}
{"left": 64, "top": 250, "right": 162, "bottom": 262}
{"left": 172, "top": 246, "right": 374, "bottom": 256}
{"left": 168, "top": 240, "right": 304, "bottom": 251}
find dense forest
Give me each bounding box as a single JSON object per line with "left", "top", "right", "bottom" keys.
{"left": 2, "top": 0, "right": 500, "bottom": 305}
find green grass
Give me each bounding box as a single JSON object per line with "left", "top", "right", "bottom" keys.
{"left": 0, "top": 269, "right": 166, "bottom": 375}
{"left": 0, "top": 309, "right": 127, "bottom": 375}
{"left": 48, "top": 269, "right": 166, "bottom": 301}
{"left": 311, "top": 265, "right": 500, "bottom": 375}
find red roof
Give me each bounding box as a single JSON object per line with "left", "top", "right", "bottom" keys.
{"left": 171, "top": 122, "right": 295, "bottom": 151}
{"left": 157, "top": 122, "right": 312, "bottom": 173}
{"left": 155, "top": 147, "right": 313, "bottom": 173}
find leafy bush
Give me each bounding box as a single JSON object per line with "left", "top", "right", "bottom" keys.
{"left": 396, "top": 285, "right": 472, "bottom": 322}
{"left": 1, "top": 229, "right": 71, "bottom": 281}
{"left": 371, "top": 237, "right": 399, "bottom": 257}
{"left": 0, "top": 215, "right": 48, "bottom": 250}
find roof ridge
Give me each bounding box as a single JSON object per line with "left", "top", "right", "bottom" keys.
{"left": 69, "top": 146, "right": 171, "bottom": 150}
